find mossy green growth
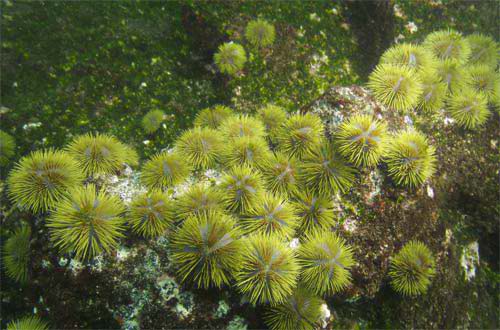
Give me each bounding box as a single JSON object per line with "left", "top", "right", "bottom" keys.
{"left": 335, "top": 114, "right": 388, "bottom": 167}
{"left": 240, "top": 193, "right": 298, "bottom": 239}
{"left": 66, "top": 133, "right": 138, "bottom": 176}
{"left": 219, "top": 165, "right": 263, "bottom": 213}
{"left": 466, "top": 65, "right": 500, "bottom": 101}
{"left": 8, "top": 149, "right": 83, "bottom": 212}
{"left": 7, "top": 316, "right": 48, "bottom": 330}
{"left": 47, "top": 184, "right": 126, "bottom": 260}
{"left": 447, "top": 88, "right": 490, "bottom": 129}
{"left": 220, "top": 114, "right": 267, "bottom": 140}
{"left": 261, "top": 152, "right": 299, "bottom": 197}
{"left": 292, "top": 190, "right": 335, "bottom": 237}
{"left": 175, "top": 127, "right": 223, "bottom": 170}
{"left": 424, "top": 29, "right": 471, "bottom": 64}
{"left": 0, "top": 130, "right": 15, "bottom": 166}
{"left": 257, "top": 104, "right": 287, "bottom": 141}
{"left": 245, "top": 19, "right": 275, "bottom": 47}
{"left": 385, "top": 130, "right": 436, "bottom": 187}
{"left": 141, "top": 151, "right": 192, "bottom": 190}
{"left": 276, "top": 113, "right": 323, "bottom": 159}
{"left": 389, "top": 240, "right": 436, "bottom": 296}
{"left": 466, "top": 33, "right": 499, "bottom": 67}
{"left": 417, "top": 68, "right": 448, "bottom": 113}
{"left": 368, "top": 63, "right": 423, "bottom": 112}
{"left": 298, "top": 230, "right": 355, "bottom": 296}
{"left": 264, "top": 287, "right": 324, "bottom": 330}
{"left": 129, "top": 190, "right": 173, "bottom": 238}
{"left": 214, "top": 42, "right": 247, "bottom": 75}
{"left": 141, "top": 109, "right": 165, "bottom": 134}
{"left": 194, "top": 105, "right": 233, "bottom": 129}
{"left": 175, "top": 183, "right": 224, "bottom": 220}
{"left": 380, "top": 43, "right": 437, "bottom": 72}
{"left": 235, "top": 234, "right": 299, "bottom": 306}
{"left": 171, "top": 211, "right": 242, "bottom": 288}
{"left": 221, "top": 136, "right": 271, "bottom": 168}
{"left": 3, "top": 226, "right": 31, "bottom": 283}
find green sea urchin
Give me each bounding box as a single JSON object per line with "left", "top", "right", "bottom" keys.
{"left": 435, "top": 59, "right": 468, "bottom": 92}
{"left": 276, "top": 113, "right": 323, "bottom": 159}
{"left": 257, "top": 104, "right": 287, "bottom": 141}
{"left": 141, "top": 109, "right": 165, "bottom": 134}
{"left": 141, "top": 151, "right": 191, "bottom": 190}
{"left": 380, "top": 43, "right": 437, "bottom": 72}
{"left": 0, "top": 130, "right": 15, "bottom": 166}
{"left": 171, "top": 211, "right": 242, "bottom": 288}
{"left": 389, "top": 240, "right": 436, "bottom": 296}
{"left": 214, "top": 42, "right": 247, "bottom": 75}
{"left": 194, "top": 105, "right": 234, "bottom": 129}
{"left": 8, "top": 149, "right": 83, "bottom": 212}
{"left": 3, "top": 226, "right": 31, "bottom": 283}
{"left": 219, "top": 165, "right": 263, "bottom": 213}
{"left": 47, "top": 184, "right": 126, "bottom": 260}
{"left": 235, "top": 234, "right": 299, "bottom": 305}
{"left": 129, "top": 191, "right": 173, "bottom": 238}
{"left": 298, "top": 230, "right": 355, "bottom": 296}
{"left": 220, "top": 114, "right": 267, "bottom": 140}
{"left": 245, "top": 19, "right": 276, "bottom": 47}
{"left": 221, "top": 136, "right": 271, "bottom": 168}
{"left": 261, "top": 152, "right": 299, "bottom": 197}
{"left": 424, "top": 29, "right": 471, "bottom": 63}
{"left": 447, "top": 88, "right": 490, "bottom": 129}
{"left": 466, "top": 65, "right": 500, "bottom": 101}
{"left": 176, "top": 184, "right": 224, "bottom": 220}
{"left": 175, "top": 127, "right": 223, "bottom": 169}
{"left": 293, "top": 190, "right": 335, "bottom": 236}
{"left": 7, "top": 316, "right": 49, "bottom": 330}
{"left": 466, "top": 33, "right": 499, "bottom": 67}
{"left": 335, "top": 114, "right": 388, "bottom": 167}
{"left": 417, "top": 69, "right": 448, "bottom": 112}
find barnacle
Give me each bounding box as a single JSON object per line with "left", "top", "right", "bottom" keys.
{"left": 46, "top": 184, "right": 126, "bottom": 260}
{"left": 240, "top": 193, "right": 298, "bottom": 238}
{"left": 7, "top": 316, "right": 49, "bottom": 330}
{"left": 0, "top": 130, "right": 15, "bottom": 166}
{"left": 257, "top": 104, "right": 287, "bottom": 141}
{"left": 3, "top": 226, "right": 30, "bottom": 283}
{"left": 335, "top": 114, "right": 388, "bottom": 167}
{"left": 235, "top": 234, "right": 299, "bottom": 305}
{"left": 447, "top": 88, "right": 490, "bottom": 129}
{"left": 417, "top": 69, "right": 448, "bottom": 112}
{"left": 214, "top": 42, "right": 247, "bottom": 75}
{"left": 293, "top": 190, "right": 335, "bottom": 236}
{"left": 298, "top": 230, "right": 355, "bottom": 296}
{"left": 466, "top": 33, "right": 499, "bottom": 67}
{"left": 245, "top": 19, "right": 276, "bottom": 47}
{"left": 219, "top": 165, "right": 263, "bottom": 213}
{"left": 175, "top": 127, "right": 223, "bottom": 169}
{"left": 129, "top": 191, "right": 173, "bottom": 238}
{"left": 380, "top": 43, "right": 437, "bottom": 72}
{"left": 261, "top": 152, "right": 299, "bottom": 196}
{"left": 264, "top": 287, "right": 324, "bottom": 330}
{"left": 389, "top": 240, "right": 436, "bottom": 296}
{"left": 141, "top": 151, "right": 191, "bottom": 189}
{"left": 220, "top": 114, "right": 267, "bottom": 140}
{"left": 299, "top": 142, "right": 356, "bottom": 195}
{"left": 8, "top": 149, "right": 83, "bottom": 212}
{"left": 194, "top": 105, "right": 234, "bottom": 129}
{"left": 221, "top": 136, "right": 271, "bottom": 168}
{"left": 385, "top": 130, "right": 436, "bottom": 187}
{"left": 171, "top": 211, "right": 242, "bottom": 288}
{"left": 466, "top": 65, "right": 500, "bottom": 101}
{"left": 141, "top": 109, "right": 165, "bottom": 134}
{"left": 424, "top": 29, "right": 471, "bottom": 63}
{"left": 66, "top": 133, "right": 138, "bottom": 176}
{"left": 275, "top": 113, "right": 323, "bottom": 159}
{"left": 176, "top": 184, "right": 224, "bottom": 219}
{"left": 367, "top": 64, "right": 423, "bottom": 111}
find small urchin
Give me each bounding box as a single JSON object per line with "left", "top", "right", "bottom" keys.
{"left": 218, "top": 165, "right": 264, "bottom": 213}
{"left": 257, "top": 104, "right": 287, "bottom": 141}
{"left": 194, "top": 105, "right": 234, "bottom": 129}
{"left": 292, "top": 190, "right": 336, "bottom": 237}
{"left": 214, "top": 42, "right": 247, "bottom": 75}
{"left": 245, "top": 19, "right": 276, "bottom": 48}
{"left": 389, "top": 240, "right": 436, "bottom": 296}
{"left": 380, "top": 43, "right": 437, "bottom": 72}
{"left": 3, "top": 226, "right": 31, "bottom": 283}
{"left": 447, "top": 88, "right": 490, "bottom": 129}
{"left": 435, "top": 59, "right": 469, "bottom": 92}
{"left": 275, "top": 113, "right": 324, "bottom": 159}
{"left": 466, "top": 65, "right": 500, "bottom": 101}
{"left": 221, "top": 136, "right": 271, "bottom": 169}
{"left": 220, "top": 114, "right": 267, "bottom": 140}
{"left": 261, "top": 152, "right": 299, "bottom": 197}
{"left": 128, "top": 190, "right": 174, "bottom": 238}
{"left": 7, "top": 316, "right": 49, "bottom": 330}
{"left": 0, "top": 130, "right": 16, "bottom": 166}
{"left": 417, "top": 68, "right": 448, "bottom": 113}
{"left": 141, "top": 151, "right": 192, "bottom": 190}
{"left": 175, "top": 127, "right": 223, "bottom": 169}
{"left": 466, "top": 33, "right": 499, "bottom": 67}
{"left": 141, "top": 109, "right": 165, "bottom": 134}
{"left": 423, "top": 29, "right": 471, "bottom": 64}
{"left": 175, "top": 183, "right": 225, "bottom": 220}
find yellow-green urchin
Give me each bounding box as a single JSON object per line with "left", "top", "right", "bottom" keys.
{"left": 0, "top": 130, "right": 16, "bottom": 166}
{"left": 367, "top": 64, "right": 423, "bottom": 111}
{"left": 275, "top": 113, "right": 324, "bottom": 159}
{"left": 380, "top": 43, "right": 438, "bottom": 72}
{"left": 141, "top": 109, "right": 165, "bottom": 134}
{"left": 466, "top": 65, "right": 500, "bottom": 101}
{"left": 175, "top": 127, "right": 223, "bottom": 170}
{"left": 299, "top": 142, "right": 356, "bottom": 195}
{"left": 7, "top": 316, "right": 49, "bottom": 330}
{"left": 46, "top": 184, "right": 126, "bottom": 260}
{"left": 261, "top": 152, "right": 299, "bottom": 197}
{"left": 128, "top": 190, "right": 174, "bottom": 238}
{"left": 141, "top": 151, "right": 192, "bottom": 190}
{"left": 235, "top": 233, "right": 299, "bottom": 306}
{"left": 214, "top": 42, "right": 247, "bottom": 75}
{"left": 435, "top": 59, "right": 468, "bottom": 93}
{"left": 220, "top": 114, "right": 267, "bottom": 140}
{"left": 175, "top": 183, "right": 225, "bottom": 220}
{"left": 389, "top": 240, "right": 436, "bottom": 296}
{"left": 66, "top": 133, "right": 138, "bottom": 176}
{"left": 3, "top": 226, "right": 31, "bottom": 283}
{"left": 8, "top": 149, "right": 84, "bottom": 213}
{"left": 240, "top": 193, "right": 298, "bottom": 239}
{"left": 221, "top": 136, "right": 272, "bottom": 169}
{"left": 257, "top": 104, "right": 287, "bottom": 141}
{"left": 423, "top": 29, "right": 471, "bottom": 64}
{"left": 417, "top": 68, "right": 448, "bottom": 113}
{"left": 264, "top": 286, "right": 324, "bottom": 330}
{"left": 292, "top": 190, "right": 335, "bottom": 237}
{"left": 171, "top": 211, "right": 242, "bottom": 288}
{"left": 298, "top": 230, "right": 355, "bottom": 296}
{"left": 385, "top": 130, "right": 436, "bottom": 187}
{"left": 245, "top": 19, "right": 276, "bottom": 48}
{"left": 194, "top": 105, "right": 234, "bottom": 129}
{"left": 447, "top": 88, "right": 490, "bottom": 129}
{"left": 466, "top": 33, "right": 499, "bottom": 68}
{"left": 218, "top": 165, "right": 263, "bottom": 213}
{"left": 335, "top": 114, "right": 388, "bottom": 167}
